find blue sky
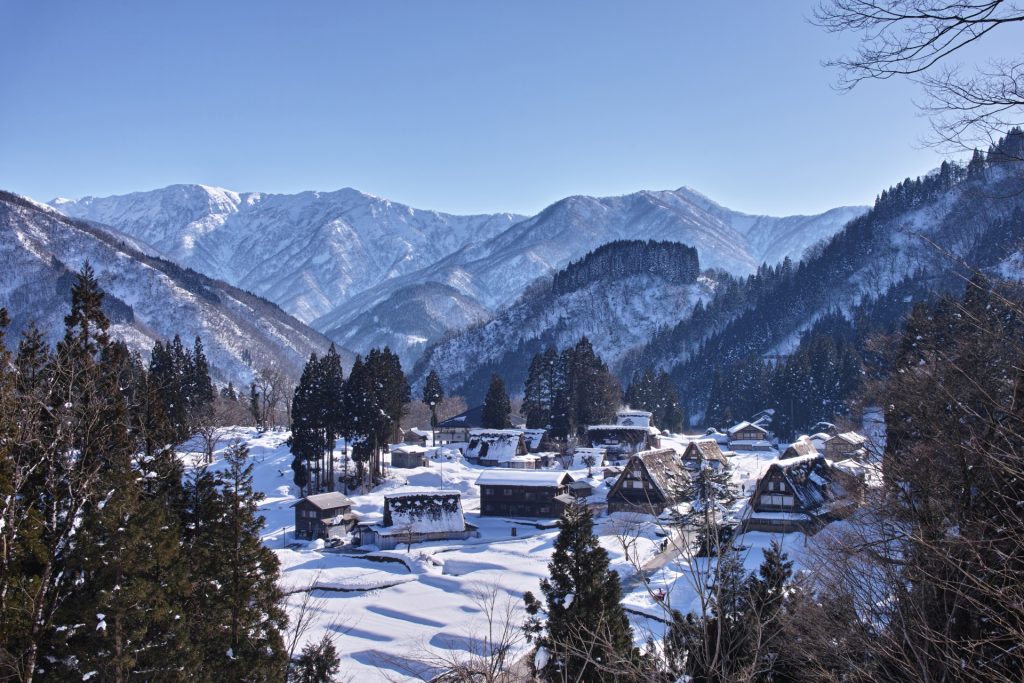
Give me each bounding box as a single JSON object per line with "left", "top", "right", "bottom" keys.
{"left": 0, "top": 0, "right": 999, "bottom": 216}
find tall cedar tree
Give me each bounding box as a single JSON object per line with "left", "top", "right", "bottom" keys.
{"left": 343, "top": 348, "right": 408, "bottom": 483}
{"left": 318, "top": 344, "right": 346, "bottom": 489}
{"left": 289, "top": 353, "right": 321, "bottom": 494}
{"left": 42, "top": 264, "right": 193, "bottom": 680}
{"left": 481, "top": 374, "right": 512, "bottom": 429}
{"left": 522, "top": 347, "right": 559, "bottom": 429}
{"left": 193, "top": 441, "right": 288, "bottom": 680}
{"left": 550, "top": 338, "right": 621, "bottom": 439}
{"left": 524, "top": 502, "right": 639, "bottom": 682}
{"left": 422, "top": 369, "right": 444, "bottom": 437}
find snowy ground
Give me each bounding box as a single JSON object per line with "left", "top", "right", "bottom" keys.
{"left": 184, "top": 428, "right": 797, "bottom": 682}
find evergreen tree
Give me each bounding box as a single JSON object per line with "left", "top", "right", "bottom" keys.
{"left": 481, "top": 374, "right": 512, "bottom": 429}
{"left": 220, "top": 381, "right": 238, "bottom": 401}
{"left": 44, "top": 265, "right": 193, "bottom": 680}
{"left": 289, "top": 354, "right": 321, "bottom": 494}
{"left": 189, "top": 335, "right": 215, "bottom": 420}
{"left": 522, "top": 348, "right": 557, "bottom": 428}
{"left": 14, "top": 321, "right": 50, "bottom": 396}
{"left": 290, "top": 635, "right": 340, "bottom": 683}
{"left": 684, "top": 457, "right": 737, "bottom": 557}
{"left": 524, "top": 503, "right": 638, "bottom": 681}
{"left": 422, "top": 369, "right": 444, "bottom": 440}
{"left": 193, "top": 441, "right": 288, "bottom": 680}
{"left": 319, "top": 344, "right": 346, "bottom": 488}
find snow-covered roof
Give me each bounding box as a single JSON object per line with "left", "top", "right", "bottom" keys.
{"left": 385, "top": 488, "right": 462, "bottom": 499}
{"left": 782, "top": 436, "right": 818, "bottom": 460}
{"left": 467, "top": 430, "right": 526, "bottom": 463}
{"left": 523, "top": 428, "right": 546, "bottom": 449}
{"left": 390, "top": 444, "right": 428, "bottom": 455}
{"left": 727, "top": 421, "right": 768, "bottom": 436}
{"left": 729, "top": 439, "right": 773, "bottom": 450}
{"left": 682, "top": 439, "right": 728, "bottom": 464}
{"left": 475, "top": 470, "right": 573, "bottom": 487}
{"left": 833, "top": 431, "right": 868, "bottom": 446}
{"left": 616, "top": 410, "right": 653, "bottom": 428}
{"left": 758, "top": 454, "right": 840, "bottom": 513}
{"left": 382, "top": 489, "right": 466, "bottom": 534}
{"left": 295, "top": 492, "right": 353, "bottom": 510}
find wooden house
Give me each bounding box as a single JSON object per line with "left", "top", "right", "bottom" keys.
{"left": 587, "top": 425, "right": 660, "bottom": 460}
{"left": 293, "top": 492, "right": 357, "bottom": 540}
{"left": 616, "top": 409, "right": 654, "bottom": 428}
{"left": 477, "top": 470, "right": 574, "bottom": 518}
{"left": 739, "top": 454, "right": 862, "bottom": 534}
{"left": 567, "top": 480, "right": 594, "bottom": 498}
{"left": 390, "top": 444, "right": 429, "bottom": 469}
{"left": 356, "top": 489, "right": 477, "bottom": 550}
{"left": 680, "top": 439, "right": 729, "bottom": 471}
{"left": 436, "top": 405, "right": 486, "bottom": 444}
{"left": 726, "top": 421, "right": 772, "bottom": 451}
{"left": 825, "top": 431, "right": 868, "bottom": 460}
{"left": 781, "top": 436, "right": 819, "bottom": 461}
{"left": 466, "top": 429, "right": 529, "bottom": 467}
{"left": 606, "top": 448, "right": 688, "bottom": 516}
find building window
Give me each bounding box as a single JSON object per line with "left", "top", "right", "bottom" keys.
{"left": 503, "top": 488, "right": 513, "bottom": 496}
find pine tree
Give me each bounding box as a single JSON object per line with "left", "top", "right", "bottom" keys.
{"left": 290, "top": 635, "right": 340, "bottom": 683}
{"left": 44, "top": 265, "right": 193, "bottom": 680}
{"left": 193, "top": 441, "right": 288, "bottom": 680}
{"left": 422, "top": 369, "right": 444, "bottom": 440}
{"left": 319, "top": 344, "right": 346, "bottom": 489}
{"left": 684, "top": 457, "right": 737, "bottom": 557}
{"left": 522, "top": 351, "right": 555, "bottom": 429}
{"left": 481, "top": 374, "right": 512, "bottom": 429}
{"left": 14, "top": 321, "right": 50, "bottom": 396}
{"left": 524, "top": 502, "right": 639, "bottom": 681}
{"left": 290, "top": 354, "right": 321, "bottom": 495}
{"left": 189, "top": 335, "right": 215, "bottom": 421}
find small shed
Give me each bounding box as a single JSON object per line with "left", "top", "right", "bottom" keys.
{"left": 567, "top": 480, "right": 594, "bottom": 498}
{"left": 390, "top": 444, "right": 429, "bottom": 469}
{"left": 616, "top": 409, "right": 654, "bottom": 428}
{"left": 293, "top": 492, "right": 357, "bottom": 540}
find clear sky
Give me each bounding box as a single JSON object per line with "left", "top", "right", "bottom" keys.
{"left": 0, "top": 0, "right": 1004, "bottom": 216}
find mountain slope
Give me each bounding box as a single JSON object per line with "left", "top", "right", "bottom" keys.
{"left": 411, "top": 240, "right": 717, "bottom": 402}
{"left": 630, "top": 138, "right": 1024, "bottom": 427}
{"left": 1, "top": 191, "right": 346, "bottom": 383}
{"left": 53, "top": 185, "right": 866, "bottom": 368}
{"left": 53, "top": 185, "right": 525, "bottom": 323}
{"left": 312, "top": 189, "right": 866, "bottom": 365}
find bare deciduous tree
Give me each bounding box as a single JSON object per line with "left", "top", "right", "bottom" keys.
{"left": 815, "top": 0, "right": 1024, "bottom": 150}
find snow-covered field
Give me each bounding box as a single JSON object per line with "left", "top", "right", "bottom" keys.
{"left": 185, "top": 428, "right": 794, "bottom": 681}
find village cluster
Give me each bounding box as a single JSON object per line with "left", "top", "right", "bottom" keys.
{"left": 290, "top": 405, "right": 874, "bottom": 552}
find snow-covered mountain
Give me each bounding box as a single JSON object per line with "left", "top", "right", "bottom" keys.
{"left": 410, "top": 240, "right": 717, "bottom": 401}
{"left": 52, "top": 185, "right": 525, "bottom": 323}
{"left": 1, "top": 191, "right": 346, "bottom": 383}
{"left": 52, "top": 184, "right": 866, "bottom": 369}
